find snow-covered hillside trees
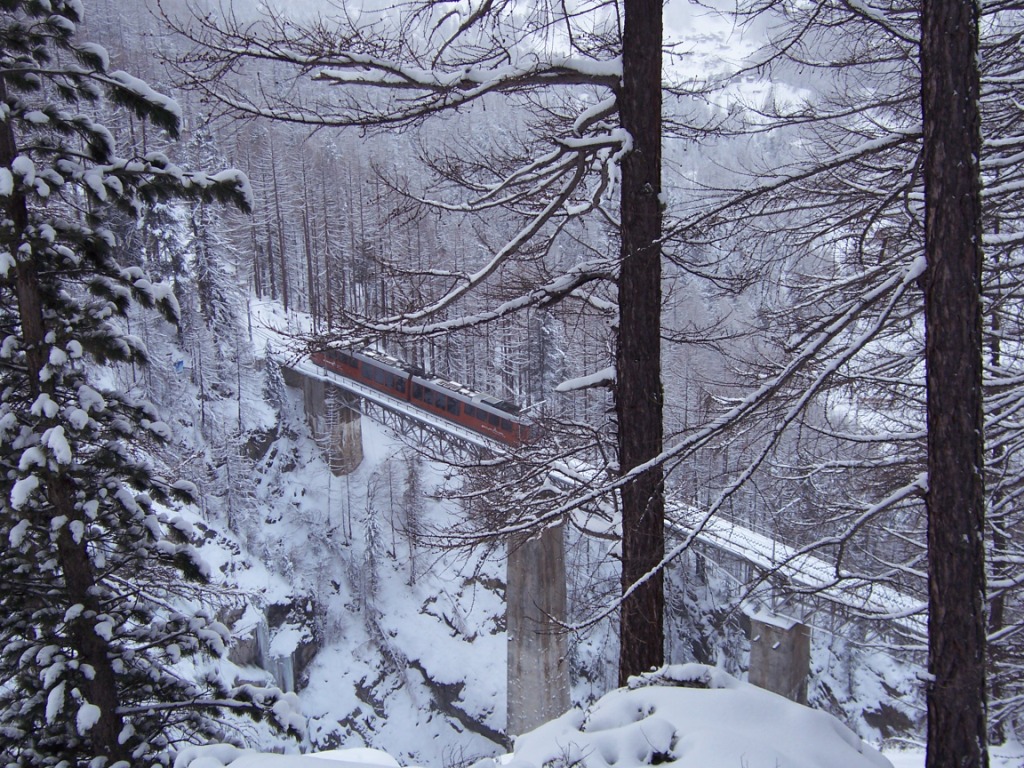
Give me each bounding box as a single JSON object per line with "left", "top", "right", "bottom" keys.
{"left": 0, "top": 3, "right": 293, "bottom": 764}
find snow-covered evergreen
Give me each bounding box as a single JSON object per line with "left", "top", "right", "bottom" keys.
{"left": 0, "top": 3, "right": 295, "bottom": 765}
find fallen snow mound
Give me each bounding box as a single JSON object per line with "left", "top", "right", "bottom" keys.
{"left": 174, "top": 664, "right": 891, "bottom": 768}
{"left": 495, "top": 664, "right": 891, "bottom": 768}
{"left": 174, "top": 745, "right": 407, "bottom": 768}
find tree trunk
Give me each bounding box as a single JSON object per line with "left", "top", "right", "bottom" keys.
{"left": 321, "top": 171, "right": 335, "bottom": 331}
{"left": 616, "top": 0, "right": 665, "bottom": 685}
{"left": 920, "top": 0, "right": 988, "bottom": 763}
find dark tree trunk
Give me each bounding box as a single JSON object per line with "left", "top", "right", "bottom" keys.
{"left": 920, "top": 0, "right": 988, "bottom": 764}
{"left": 616, "top": 0, "right": 665, "bottom": 685}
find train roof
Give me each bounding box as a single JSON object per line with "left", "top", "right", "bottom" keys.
{"left": 342, "top": 345, "right": 525, "bottom": 418}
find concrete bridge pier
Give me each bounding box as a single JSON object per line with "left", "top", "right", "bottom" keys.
{"left": 506, "top": 523, "right": 570, "bottom": 738}
{"left": 283, "top": 366, "right": 363, "bottom": 474}
{"left": 746, "top": 609, "right": 811, "bottom": 704}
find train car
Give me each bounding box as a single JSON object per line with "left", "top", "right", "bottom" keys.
{"left": 312, "top": 347, "right": 411, "bottom": 400}
{"left": 310, "top": 346, "right": 531, "bottom": 446}
{"left": 410, "top": 375, "right": 531, "bottom": 446}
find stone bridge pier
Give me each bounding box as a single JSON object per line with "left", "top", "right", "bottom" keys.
{"left": 282, "top": 366, "right": 363, "bottom": 474}
{"left": 746, "top": 608, "right": 811, "bottom": 704}
{"left": 506, "top": 523, "right": 571, "bottom": 738}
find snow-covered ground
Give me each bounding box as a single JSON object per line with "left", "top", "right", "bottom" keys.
{"left": 178, "top": 325, "right": 510, "bottom": 762}
{"left": 174, "top": 664, "right": 1024, "bottom": 768}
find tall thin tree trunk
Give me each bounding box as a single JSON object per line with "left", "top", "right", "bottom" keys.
{"left": 301, "top": 156, "right": 318, "bottom": 330}
{"left": 920, "top": 0, "right": 988, "bottom": 763}
{"left": 243, "top": 141, "right": 263, "bottom": 298}
{"left": 303, "top": 206, "right": 317, "bottom": 332}
{"left": 616, "top": 0, "right": 665, "bottom": 685}
{"left": 987, "top": 232, "right": 1007, "bottom": 744}
{"left": 269, "top": 140, "right": 289, "bottom": 312}
{"left": 321, "top": 168, "right": 335, "bottom": 331}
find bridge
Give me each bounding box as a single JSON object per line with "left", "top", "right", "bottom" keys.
{"left": 288, "top": 350, "right": 926, "bottom": 636}
{"left": 252, "top": 306, "right": 925, "bottom": 733}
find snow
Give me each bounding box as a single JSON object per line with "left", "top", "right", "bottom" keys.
{"left": 882, "top": 743, "right": 1024, "bottom": 768}
{"left": 108, "top": 71, "right": 183, "bottom": 128}
{"left": 12, "top": 155, "right": 35, "bottom": 184}
{"left": 501, "top": 665, "right": 891, "bottom": 768}
{"left": 8, "top": 518, "right": 30, "bottom": 547}
{"left": 172, "top": 741, "right": 1019, "bottom": 768}
{"left": 45, "top": 682, "right": 66, "bottom": 724}
{"left": 43, "top": 425, "right": 73, "bottom": 465}
{"left": 177, "top": 749, "right": 402, "bottom": 768}
{"left": 177, "top": 665, "right": 896, "bottom": 768}
{"left": 555, "top": 366, "right": 615, "bottom": 392}
{"left": 76, "top": 42, "right": 110, "bottom": 72}
{"left": 269, "top": 625, "right": 306, "bottom": 657}
{"left": 743, "top": 603, "right": 800, "bottom": 630}
{"left": 24, "top": 110, "right": 50, "bottom": 125}
{"left": 78, "top": 384, "right": 106, "bottom": 412}
{"left": 307, "top": 749, "right": 401, "bottom": 766}
{"left": 10, "top": 475, "right": 40, "bottom": 510}
{"left": 76, "top": 702, "right": 102, "bottom": 734}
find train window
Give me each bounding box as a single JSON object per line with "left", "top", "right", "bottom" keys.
{"left": 489, "top": 413, "right": 500, "bottom": 426}
{"left": 465, "top": 404, "right": 476, "bottom": 418}
{"left": 424, "top": 389, "right": 434, "bottom": 406}
{"left": 412, "top": 383, "right": 422, "bottom": 399}
{"left": 341, "top": 354, "right": 357, "bottom": 368}
{"left": 448, "top": 399, "right": 459, "bottom": 416}
{"left": 500, "top": 418, "right": 512, "bottom": 431}
{"left": 396, "top": 378, "right": 406, "bottom": 394}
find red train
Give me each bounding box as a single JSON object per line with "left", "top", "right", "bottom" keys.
{"left": 310, "top": 347, "right": 531, "bottom": 446}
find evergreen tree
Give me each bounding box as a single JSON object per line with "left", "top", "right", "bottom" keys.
{"left": 0, "top": 2, "right": 295, "bottom": 765}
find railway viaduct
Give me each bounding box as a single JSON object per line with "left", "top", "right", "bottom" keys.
{"left": 279, "top": 359, "right": 835, "bottom": 738}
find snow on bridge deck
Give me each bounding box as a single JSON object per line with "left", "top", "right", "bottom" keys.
{"left": 669, "top": 507, "right": 926, "bottom": 636}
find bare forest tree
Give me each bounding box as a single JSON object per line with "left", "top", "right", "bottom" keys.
{"left": 658, "top": 0, "right": 1013, "bottom": 758}
{"left": 167, "top": 0, "right": 670, "bottom": 680}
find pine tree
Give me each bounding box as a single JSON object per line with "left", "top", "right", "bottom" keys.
{"left": 0, "top": 2, "right": 295, "bottom": 765}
